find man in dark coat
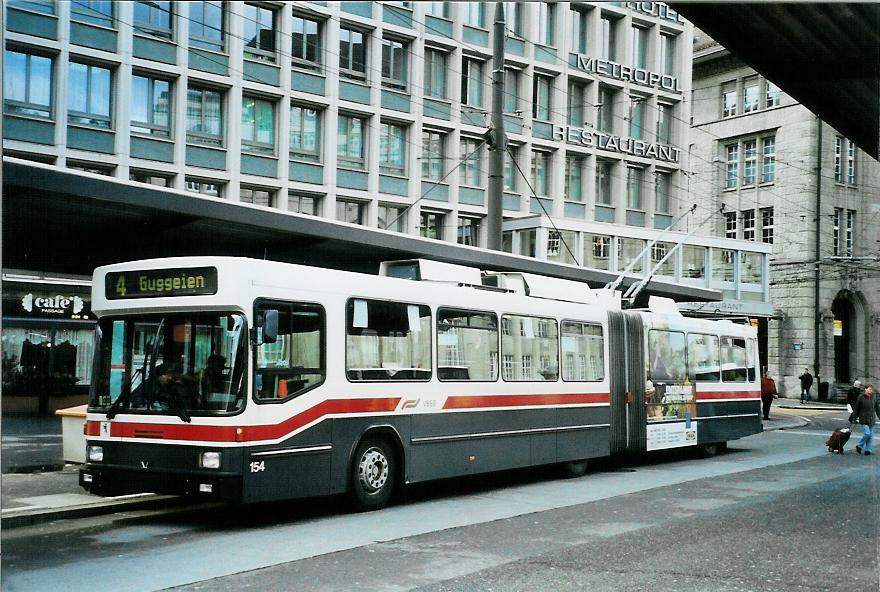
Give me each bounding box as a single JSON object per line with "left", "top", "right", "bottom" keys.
{"left": 799, "top": 368, "right": 813, "bottom": 403}
{"left": 847, "top": 380, "right": 863, "bottom": 422}
{"left": 853, "top": 384, "right": 880, "bottom": 455}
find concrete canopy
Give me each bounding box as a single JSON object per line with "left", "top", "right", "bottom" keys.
{"left": 675, "top": 2, "right": 880, "bottom": 160}
{"left": 2, "top": 160, "right": 721, "bottom": 303}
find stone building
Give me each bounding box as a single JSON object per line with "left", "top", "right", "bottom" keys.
{"left": 690, "top": 35, "right": 880, "bottom": 399}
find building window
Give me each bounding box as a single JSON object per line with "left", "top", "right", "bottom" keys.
{"left": 627, "top": 167, "right": 643, "bottom": 210}
{"left": 189, "top": 1, "right": 224, "bottom": 52}
{"left": 3, "top": 50, "right": 52, "bottom": 119}
{"left": 241, "top": 96, "right": 275, "bottom": 154}
{"left": 464, "top": 2, "right": 485, "bottom": 28}
{"left": 531, "top": 151, "right": 551, "bottom": 197}
{"left": 598, "top": 86, "right": 615, "bottom": 133}
{"left": 721, "top": 81, "right": 737, "bottom": 117}
{"left": 504, "top": 145, "right": 518, "bottom": 191}
{"left": 68, "top": 161, "right": 114, "bottom": 175}
{"left": 420, "top": 211, "right": 444, "bottom": 239}
{"left": 600, "top": 15, "right": 616, "bottom": 61}
{"left": 461, "top": 58, "right": 484, "bottom": 107}
{"left": 765, "top": 80, "right": 781, "bottom": 107}
{"left": 290, "top": 104, "right": 321, "bottom": 162}
{"left": 131, "top": 75, "right": 171, "bottom": 137}
{"left": 185, "top": 178, "right": 222, "bottom": 197}
{"left": 538, "top": 2, "right": 555, "bottom": 46}
{"left": 504, "top": 68, "right": 520, "bottom": 114}
{"left": 742, "top": 139, "right": 757, "bottom": 185}
{"left": 629, "top": 97, "right": 644, "bottom": 139}
{"left": 460, "top": 137, "right": 483, "bottom": 187}
{"left": 457, "top": 216, "right": 480, "bottom": 246}
{"left": 661, "top": 33, "right": 676, "bottom": 76}
{"left": 631, "top": 25, "right": 646, "bottom": 69}
{"left": 845, "top": 209, "right": 855, "bottom": 256}
{"left": 832, "top": 208, "right": 842, "bottom": 255}
{"left": 379, "top": 122, "right": 406, "bottom": 175}
{"left": 533, "top": 75, "right": 552, "bottom": 121}
{"left": 337, "top": 114, "right": 366, "bottom": 169}
{"left": 130, "top": 171, "right": 173, "bottom": 186}
{"left": 186, "top": 86, "right": 222, "bottom": 144}
{"left": 243, "top": 3, "right": 277, "bottom": 61}
{"left": 504, "top": 2, "right": 523, "bottom": 36}
{"left": 596, "top": 159, "right": 612, "bottom": 205}
{"left": 425, "top": 2, "right": 449, "bottom": 18}
{"left": 381, "top": 37, "right": 408, "bottom": 90}
{"left": 761, "top": 207, "right": 774, "bottom": 244}
{"left": 240, "top": 186, "right": 274, "bottom": 207}
{"left": 289, "top": 192, "right": 319, "bottom": 215}
{"left": 656, "top": 103, "right": 672, "bottom": 144}
{"left": 847, "top": 140, "right": 857, "bottom": 185}
{"left": 568, "top": 81, "right": 587, "bottom": 126}
{"left": 71, "top": 0, "right": 113, "bottom": 27}
{"left": 339, "top": 27, "right": 367, "bottom": 80}
{"left": 7, "top": 1, "right": 55, "bottom": 14}
{"left": 421, "top": 130, "right": 445, "bottom": 181}
{"left": 565, "top": 155, "right": 584, "bottom": 202}
{"left": 291, "top": 14, "right": 321, "bottom": 69}
{"left": 570, "top": 8, "right": 589, "bottom": 54}
{"left": 655, "top": 172, "right": 671, "bottom": 214}
{"left": 742, "top": 209, "right": 756, "bottom": 241}
{"left": 834, "top": 136, "right": 843, "bottom": 182}
{"left": 762, "top": 136, "right": 776, "bottom": 183}
{"left": 724, "top": 211, "right": 737, "bottom": 239}
{"left": 134, "top": 1, "right": 172, "bottom": 39}
{"left": 725, "top": 143, "right": 738, "bottom": 189}
{"left": 337, "top": 199, "right": 366, "bottom": 225}
{"left": 743, "top": 76, "right": 759, "bottom": 113}
{"left": 68, "top": 62, "right": 111, "bottom": 128}
{"left": 378, "top": 203, "right": 406, "bottom": 232}
{"left": 424, "top": 48, "right": 447, "bottom": 99}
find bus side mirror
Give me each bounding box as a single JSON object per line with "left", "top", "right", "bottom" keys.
{"left": 262, "top": 309, "right": 279, "bottom": 344}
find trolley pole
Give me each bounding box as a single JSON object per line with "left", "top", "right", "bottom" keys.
{"left": 487, "top": 3, "right": 507, "bottom": 251}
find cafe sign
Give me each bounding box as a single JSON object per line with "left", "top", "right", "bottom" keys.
{"left": 4, "top": 282, "right": 93, "bottom": 320}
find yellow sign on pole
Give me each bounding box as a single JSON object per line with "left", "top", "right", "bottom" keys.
{"left": 834, "top": 319, "right": 843, "bottom": 337}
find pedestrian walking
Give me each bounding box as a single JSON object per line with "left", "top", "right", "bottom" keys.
{"left": 760, "top": 370, "right": 778, "bottom": 420}
{"left": 847, "top": 380, "right": 863, "bottom": 423}
{"left": 799, "top": 367, "right": 814, "bottom": 403}
{"left": 853, "top": 384, "right": 880, "bottom": 456}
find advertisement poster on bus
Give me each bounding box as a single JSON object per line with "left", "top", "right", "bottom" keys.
{"left": 646, "top": 328, "right": 698, "bottom": 450}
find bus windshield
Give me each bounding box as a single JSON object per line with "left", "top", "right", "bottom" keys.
{"left": 90, "top": 313, "right": 247, "bottom": 415}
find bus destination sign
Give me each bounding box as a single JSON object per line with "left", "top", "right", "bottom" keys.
{"left": 105, "top": 267, "right": 218, "bottom": 299}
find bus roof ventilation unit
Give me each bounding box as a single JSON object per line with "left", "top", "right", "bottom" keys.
{"left": 648, "top": 295, "right": 682, "bottom": 316}
{"left": 484, "top": 272, "right": 622, "bottom": 309}
{"left": 380, "top": 259, "right": 483, "bottom": 286}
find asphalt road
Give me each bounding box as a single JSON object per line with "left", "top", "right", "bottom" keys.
{"left": 3, "top": 410, "right": 878, "bottom": 592}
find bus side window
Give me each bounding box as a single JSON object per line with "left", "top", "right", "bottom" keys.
{"left": 254, "top": 301, "right": 325, "bottom": 401}
{"left": 346, "top": 299, "right": 432, "bottom": 381}
{"left": 560, "top": 321, "right": 604, "bottom": 382}
{"left": 500, "top": 315, "right": 558, "bottom": 381}
{"left": 720, "top": 336, "right": 748, "bottom": 382}
{"left": 437, "top": 308, "right": 499, "bottom": 381}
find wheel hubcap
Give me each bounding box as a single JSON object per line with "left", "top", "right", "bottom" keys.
{"left": 358, "top": 447, "right": 389, "bottom": 493}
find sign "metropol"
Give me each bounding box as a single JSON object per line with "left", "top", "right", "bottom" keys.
{"left": 553, "top": 125, "right": 681, "bottom": 163}
{"left": 575, "top": 55, "right": 682, "bottom": 93}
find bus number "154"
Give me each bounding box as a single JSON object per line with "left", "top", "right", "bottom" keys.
{"left": 250, "top": 461, "right": 266, "bottom": 473}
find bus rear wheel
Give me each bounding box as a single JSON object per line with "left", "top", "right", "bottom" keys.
{"left": 561, "top": 459, "right": 590, "bottom": 478}
{"left": 349, "top": 438, "right": 396, "bottom": 511}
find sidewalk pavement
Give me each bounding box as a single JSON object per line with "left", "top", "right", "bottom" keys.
{"left": 1, "top": 408, "right": 817, "bottom": 529}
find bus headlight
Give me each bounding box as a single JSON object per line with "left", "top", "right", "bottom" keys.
{"left": 88, "top": 445, "right": 104, "bottom": 462}
{"left": 200, "top": 451, "right": 221, "bottom": 469}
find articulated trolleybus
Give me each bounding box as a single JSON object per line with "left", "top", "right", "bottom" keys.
{"left": 81, "top": 257, "right": 761, "bottom": 510}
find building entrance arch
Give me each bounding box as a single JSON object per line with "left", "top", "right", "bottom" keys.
{"left": 832, "top": 290, "right": 864, "bottom": 384}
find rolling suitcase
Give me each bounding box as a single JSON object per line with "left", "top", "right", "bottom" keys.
{"left": 826, "top": 427, "right": 851, "bottom": 454}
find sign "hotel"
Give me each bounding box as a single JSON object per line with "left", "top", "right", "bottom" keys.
{"left": 553, "top": 125, "right": 681, "bottom": 163}
{"left": 575, "top": 55, "right": 682, "bottom": 93}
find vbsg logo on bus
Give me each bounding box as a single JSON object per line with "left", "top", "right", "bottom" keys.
{"left": 105, "top": 267, "right": 218, "bottom": 300}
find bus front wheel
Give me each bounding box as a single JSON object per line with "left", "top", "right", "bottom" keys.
{"left": 350, "top": 438, "right": 396, "bottom": 511}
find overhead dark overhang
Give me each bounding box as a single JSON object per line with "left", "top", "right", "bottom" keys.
{"left": 2, "top": 159, "right": 721, "bottom": 303}
{"left": 676, "top": 2, "right": 880, "bottom": 160}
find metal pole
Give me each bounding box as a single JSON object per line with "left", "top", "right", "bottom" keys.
{"left": 814, "top": 117, "right": 823, "bottom": 394}
{"left": 487, "top": 2, "right": 507, "bottom": 251}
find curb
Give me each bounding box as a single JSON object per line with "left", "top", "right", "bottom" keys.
{"left": 777, "top": 404, "right": 846, "bottom": 411}
{"left": 1, "top": 493, "right": 185, "bottom": 529}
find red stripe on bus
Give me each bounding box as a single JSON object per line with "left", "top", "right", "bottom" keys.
{"left": 443, "top": 392, "right": 609, "bottom": 409}
{"left": 85, "top": 397, "right": 401, "bottom": 443}
{"left": 695, "top": 390, "right": 760, "bottom": 400}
